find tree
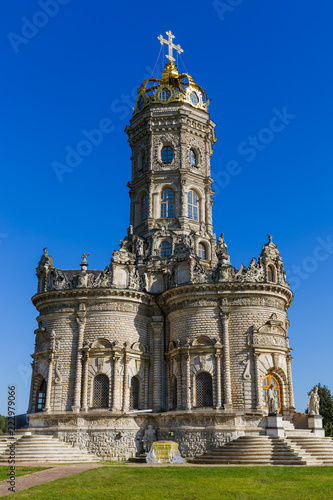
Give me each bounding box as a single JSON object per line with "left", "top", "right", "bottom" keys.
{"left": 307, "top": 384, "right": 333, "bottom": 437}
{"left": 0, "top": 415, "right": 8, "bottom": 435}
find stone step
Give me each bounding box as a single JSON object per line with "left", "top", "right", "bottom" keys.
{"left": 191, "top": 436, "right": 322, "bottom": 465}
{"left": 191, "top": 458, "right": 307, "bottom": 465}
{"left": 0, "top": 434, "right": 101, "bottom": 463}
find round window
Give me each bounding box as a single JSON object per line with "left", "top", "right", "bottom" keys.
{"left": 160, "top": 88, "right": 171, "bottom": 102}
{"left": 190, "top": 92, "right": 199, "bottom": 105}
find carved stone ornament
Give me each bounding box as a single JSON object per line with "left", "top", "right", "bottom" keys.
{"left": 54, "top": 359, "right": 63, "bottom": 384}
{"left": 242, "top": 356, "right": 251, "bottom": 380}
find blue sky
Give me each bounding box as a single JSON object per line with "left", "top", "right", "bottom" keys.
{"left": 1, "top": 0, "right": 332, "bottom": 415}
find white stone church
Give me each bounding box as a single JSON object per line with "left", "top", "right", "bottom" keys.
{"left": 23, "top": 32, "right": 330, "bottom": 463}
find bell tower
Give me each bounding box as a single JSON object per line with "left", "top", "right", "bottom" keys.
{"left": 125, "top": 31, "right": 217, "bottom": 264}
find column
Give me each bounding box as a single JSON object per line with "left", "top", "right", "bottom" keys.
{"left": 81, "top": 352, "right": 89, "bottom": 411}
{"left": 185, "top": 351, "right": 191, "bottom": 410}
{"left": 220, "top": 310, "right": 232, "bottom": 410}
{"left": 72, "top": 312, "right": 86, "bottom": 412}
{"left": 151, "top": 317, "right": 164, "bottom": 410}
{"left": 166, "top": 358, "right": 171, "bottom": 410}
{"left": 180, "top": 178, "right": 186, "bottom": 217}
{"left": 286, "top": 354, "right": 295, "bottom": 409}
{"left": 177, "top": 354, "right": 182, "bottom": 410}
{"left": 27, "top": 360, "right": 36, "bottom": 413}
{"left": 122, "top": 353, "right": 130, "bottom": 412}
{"left": 144, "top": 358, "right": 150, "bottom": 409}
{"left": 44, "top": 356, "right": 54, "bottom": 412}
{"left": 148, "top": 181, "right": 153, "bottom": 218}
{"left": 111, "top": 354, "right": 121, "bottom": 411}
{"left": 215, "top": 349, "right": 222, "bottom": 409}
{"left": 253, "top": 352, "right": 262, "bottom": 411}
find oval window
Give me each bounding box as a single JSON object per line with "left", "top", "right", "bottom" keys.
{"left": 190, "top": 92, "right": 199, "bottom": 105}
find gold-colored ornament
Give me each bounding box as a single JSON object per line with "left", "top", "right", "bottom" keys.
{"left": 157, "top": 30, "right": 183, "bottom": 62}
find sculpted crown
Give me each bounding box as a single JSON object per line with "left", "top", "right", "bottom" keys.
{"left": 133, "top": 31, "right": 208, "bottom": 115}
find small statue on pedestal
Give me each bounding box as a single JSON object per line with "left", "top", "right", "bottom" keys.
{"left": 268, "top": 384, "right": 278, "bottom": 415}
{"left": 308, "top": 386, "right": 320, "bottom": 415}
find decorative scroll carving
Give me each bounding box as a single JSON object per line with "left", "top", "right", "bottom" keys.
{"left": 242, "top": 356, "right": 251, "bottom": 380}
{"left": 252, "top": 334, "right": 288, "bottom": 348}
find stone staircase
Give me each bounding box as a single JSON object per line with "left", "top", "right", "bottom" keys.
{"left": 286, "top": 436, "right": 333, "bottom": 464}
{"left": 190, "top": 436, "right": 321, "bottom": 465}
{"left": 0, "top": 434, "right": 101, "bottom": 463}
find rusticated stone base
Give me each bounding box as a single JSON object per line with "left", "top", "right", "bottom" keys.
{"left": 28, "top": 410, "right": 268, "bottom": 460}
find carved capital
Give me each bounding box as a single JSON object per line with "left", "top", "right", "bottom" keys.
{"left": 220, "top": 311, "right": 229, "bottom": 321}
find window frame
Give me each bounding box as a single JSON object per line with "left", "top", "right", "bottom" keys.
{"left": 159, "top": 240, "right": 172, "bottom": 257}
{"left": 188, "top": 190, "right": 199, "bottom": 221}
{"left": 195, "top": 371, "right": 213, "bottom": 407}
{"left": 198, "top": 242, "right": 206, "bottom": 260}
{"left": 35, "top": 379, "right": 46, "bottom": 413}
{"left": 161, "top": 145, "right": 174, "bottom": 164}
{"left": 92, "top": 374, "right": 109, "bottom": 409}
{"left": 160, "top": 188, "right": 175, "bottom": 218}
{"left": 130, "top": 376, "right": 140, "bottom": 410}
{"left": 141, "top": 193, "right": 148, "bottom": 223}
{"left": 189, "top": 148, "right": 197, "bottom": 166}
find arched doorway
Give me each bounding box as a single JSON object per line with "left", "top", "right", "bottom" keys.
{"left": 130, "top": 376, "right": 140, "bottom": 410}
{"left": 196, "top": 372, "right": 213, "bottom": 407}
{"left": 35, "top": 379, "right": 46, "bottom": 412}
{"left": 262, "top": 374, "right": 281, "bottom": 412}
{"left": 93, "top": 374, "right": 109, "bottom": 408}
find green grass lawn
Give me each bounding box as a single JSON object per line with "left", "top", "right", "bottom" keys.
{"left": 10, "top": 466, "right": 333, "bottom": 499}
{"left": 0, "top": 466, "right": 48, "bottom": 482}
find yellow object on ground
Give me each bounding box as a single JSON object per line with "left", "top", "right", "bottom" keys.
{"left": 146, "top": 440, "right": 186, "bottom": 464}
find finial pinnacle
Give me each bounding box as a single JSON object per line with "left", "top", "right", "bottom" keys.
{"left": 158, "top": 30, "right": 183, "bottom": 63}
{"left": 267, "top": 234, "right": 273, "bottom": 243}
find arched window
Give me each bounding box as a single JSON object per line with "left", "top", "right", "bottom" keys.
{"left": 161, "top": 146, "right": 173, "bottom": 164}
{"left": 188, "top": 190, "right": 198, "bottom": 221}
{"left": 161, "top": 188, "right": 174, "bottom": 218}
{"left": 262, "top": 374, "right": 281, "bottom": 413}
{"left": 130, "top": 376, "right": 139, "bottom": 409}
{"left": 171, "top": 377, "right": 177, "bottom": 410}
{"left": 93, "top": 374, "right": 109, "bottom": 408}
{"left": 198, "top": 242, "right": 206, "bottom": 260}
{"left": 141, "top": 193, "right": 148, "bottom": 223}
{"left": 160, "top": 88, "right": 171, "bottom": 102}
{"left": 189, "top": 149, "right": 197, "bottom": 166}
{"left": 196, "top": 372, "right": 213, "bottom": 407}
{"left": 35, "top": 379, "right": 46, "bottom": 412}
{"left": 159, "top": 241, "right": 171, "bottom": 257}
{"left": 267, "top": 265, "right": 275, "bottom": 282}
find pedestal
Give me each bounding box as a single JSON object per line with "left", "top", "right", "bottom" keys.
{"left": 266, "top": 414, "right": 284, "bottom": 437}
{"left": 308, "top": 415, "right": 325, "bottom": 437}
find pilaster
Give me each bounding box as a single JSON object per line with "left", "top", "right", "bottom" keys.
{"left": 220, "top": 309, "right": 232, "bottom": 410}
{"left": 72, "top": 306, "right": 86, "bottom": 412}
{"left": 151, "top": 316, "right": 164, "bottom": 410}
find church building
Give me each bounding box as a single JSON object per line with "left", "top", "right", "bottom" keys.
{"left": 27, "top": 32, "right": 314, "bottom": 460}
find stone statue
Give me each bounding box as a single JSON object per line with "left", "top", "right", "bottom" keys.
{"left": 308, "top": 386, "right": 320, "bottom": 415}
{"left": 267, "top": 384, "right": 278, "bottom": 415}
{"left": 81, "top": 253, "right": 90, "bottom": 266}
{"left": 143, "top": 425, "right": 156, "bottom": 453}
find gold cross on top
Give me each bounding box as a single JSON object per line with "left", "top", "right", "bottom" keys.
{"left": 158, "top": 31, "right": 183, "bottom": 62}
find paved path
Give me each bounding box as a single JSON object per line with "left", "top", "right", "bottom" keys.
{"left": 0, "top": 463, "right": 102, "bottom": 497}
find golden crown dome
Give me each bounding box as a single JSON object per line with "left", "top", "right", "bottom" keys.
{"left": 133, "top": 32, "right": 208, "bottom": 115}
